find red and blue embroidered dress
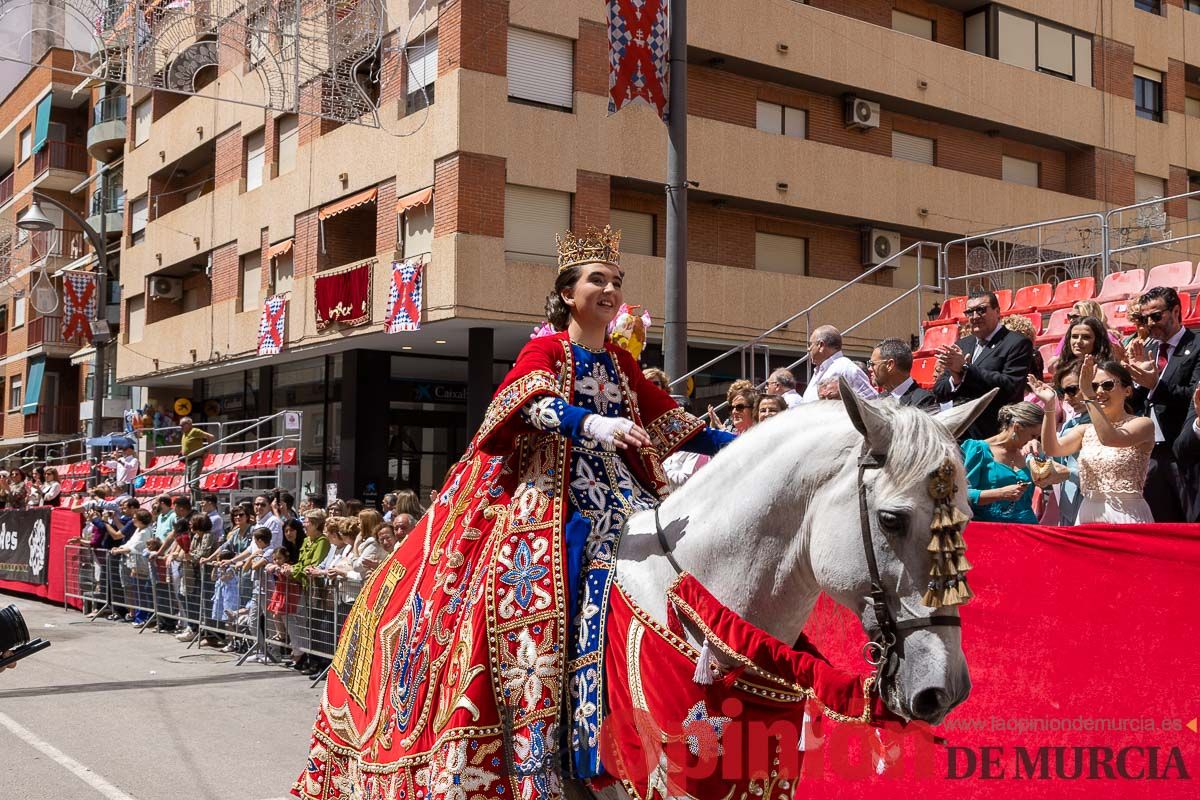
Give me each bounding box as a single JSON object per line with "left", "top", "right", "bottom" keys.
{"left": 293, "top": 331, "right": 730, "bottom": 800}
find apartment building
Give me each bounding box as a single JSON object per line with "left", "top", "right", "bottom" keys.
{"left": 114, "top": 0, "right": 1200, "bottom": 500}
{"left": 0, "top": 47, "right": 127, "bottom": 458}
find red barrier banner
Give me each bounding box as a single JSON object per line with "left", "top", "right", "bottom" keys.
{"left": 799, "top": 522, "right": 1200, "bottom": 797}
{"left": 0, "top": 508, "right": 80, "bottom": 606}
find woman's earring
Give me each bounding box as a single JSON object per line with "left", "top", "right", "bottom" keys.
{"left": 1009, "top": 430, "right": 1018, "bottom": 442}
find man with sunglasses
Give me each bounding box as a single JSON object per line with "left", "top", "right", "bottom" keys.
{"left": 1126, "top": 287, "right": 1200, "bottom": 522}
{"left": 869, "top": 337, "right": 939, "bottom": 412}
{"left": 1173, "top": 386, "right": 1200, "bottom": 522}
{"left": 933, "top": 289, "right": 1033, "bottom": 439}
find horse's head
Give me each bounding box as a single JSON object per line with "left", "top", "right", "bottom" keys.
{"left": 805, "top": 379, "right": 996, "bottom": 725}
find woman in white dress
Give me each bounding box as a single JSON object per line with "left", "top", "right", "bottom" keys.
{"left": 1029, "top": 357, "right": 1155, "bottom": 524}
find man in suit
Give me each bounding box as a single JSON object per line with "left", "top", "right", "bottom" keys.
{"left": 870, "top": 337, "right": 939, "bottom": 412}
{"left": 932, "top": 289, "right": 1033, "bottom": 439}
{"left": 1127, "top": 286, "right": 1200, "bottom": 523}
{"left": 1172, "top": 386, "right": 1200, "bottom": 522}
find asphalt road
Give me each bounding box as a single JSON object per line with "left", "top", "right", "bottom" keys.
{"left": 0, "top": 593, "right": 323, "bottom": 800}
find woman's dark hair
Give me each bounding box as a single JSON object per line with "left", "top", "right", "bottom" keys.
{"left": 283, "top": 518, "right": 304, "bottom": 538}
{"left": 1063, "top": 317, "right": 1113, "bottom": 362}
{"left": 544, "top": 264, "right": 583, "bottom": 331}
{"left": 282, "top": 519, "right": 304, "bottom": 560}
{"left": 1052, "top": 359, "right": 1082, "bottom": 387}
{"left": 190, "top": 513, "right": 213, "bottom": 532}
{"left": 1095, "top": 360, "right": 1136, "bottom": 413}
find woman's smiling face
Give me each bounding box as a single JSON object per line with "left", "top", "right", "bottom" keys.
{"left": 562, "top": 263, "right": 623, "bottom": 327}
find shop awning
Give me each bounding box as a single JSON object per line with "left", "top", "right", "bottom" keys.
{"left": 69, "top": 345, "right": 96, "bottom": 366}
{"left": 396, "top": 186, "right": 433, "bottom": 215}
{"left": 32, "top": 94, "right": 52, "bottom": 154}
{"left": 21, "top": 358, "right": 46, "bottom": 415}
{"left": 319, "top": 187, "right": 377, "bottom": 220}
{"left": 267, "top": 238, "right": 293, "bottom": 260}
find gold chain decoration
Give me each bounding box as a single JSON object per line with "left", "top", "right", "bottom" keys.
{"left": 923, "top": 459, "right": 974, "bottom": 608}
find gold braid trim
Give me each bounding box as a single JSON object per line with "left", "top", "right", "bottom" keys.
{"left": 645, "top": 406, "right": 706, "bottom": 455}
{"left": 474, "top": 370, "right": 564, "bottom": 446}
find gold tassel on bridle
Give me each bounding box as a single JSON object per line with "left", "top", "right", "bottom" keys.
{"left": 922, "top": 459, "right": 973, "bottom": 609}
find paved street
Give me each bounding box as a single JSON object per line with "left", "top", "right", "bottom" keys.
{"left": 0, "top": 594, "right": 321, "bottom": 800}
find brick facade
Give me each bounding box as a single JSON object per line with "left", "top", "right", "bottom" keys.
{"left": 809, "top": 0, "right": 964, "bottom": 49}
{"left": 214, "top": 125, "right": 242, "bottom": 189}
{"left": 1093, "top": 39, "right": 1134, "bottom": 101}
{"left": 376, "top": 179, "right": 398, "bottom": 255}
{"left": 294, "top": 209, "right": 320, "bottom": 279}
{"left": 433, "top": 152, "right": 507, "bottom": 238}
{"left": 572, "top": 171, "right": 610, "bottom": 230}
{"left": 574, "top": 20, "right": 608, "bottom": 97}
{"left": 211, "top": 240, "right": 240, "bottom": 303}
{"left": 440, "top": 0, "right": 508, "bottom": 77}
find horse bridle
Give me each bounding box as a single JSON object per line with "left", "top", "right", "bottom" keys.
{"left": 856, "top": 446, "right": 961, "bottom": 697}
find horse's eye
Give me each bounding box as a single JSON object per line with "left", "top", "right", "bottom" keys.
{"left": 878, "top": 510, "right": 908, "bottom": 535}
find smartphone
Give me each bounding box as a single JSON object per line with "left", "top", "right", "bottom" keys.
{"left": 0, "top": 638, "right": 51, "bottom": 669}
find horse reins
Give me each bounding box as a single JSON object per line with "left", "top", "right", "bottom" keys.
{"left": 856, "top": 445, "right": 961, "bottom": 697}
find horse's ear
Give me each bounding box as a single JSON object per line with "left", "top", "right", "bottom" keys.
{"left": 839, "top": 376, "right": 892, "bottom": 456}
{"left": 933, "top": 388, "right": 1000, "bottom": 439}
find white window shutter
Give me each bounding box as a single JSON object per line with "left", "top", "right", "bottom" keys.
{"left": 127, "top": 295, "right": 145, "bottom": 343}
{"left": 276, "top": 115, "right": 298, "bottom": 175}
{"left": 756, "top": 101, "right": 782, "bottom": 134}
{"left": 407, "top": 31, "right": 438, "bottom": 92}
{"left": 892, "top": 10, "right": 934, "bottom": 40}
{"left": 610, "top": 209, "right": 654, "bottom": 256}
{"left": 784, "top": 106, "right": 806, "bottom": 138}
{"left": 130, "top": 197, "right": 149, "bottom": 233}
{"left": 892, "top": 131, "right": 935, "bottom": 165}
{"left": 403, "top": 202, "right": 434, "bottom": 258}
{"left": 1002, "top": 155, "right": 1039, "bottom": 187}
{"left": 508, "top": 28, "right": 574, "bottom": 109}
{"left": 134, "top": 100, "right": 152, "bottom": 146}
{"left": 504, "top": 185, "right": 571, "bottom": 263}
{"left": 245, "top": 129, "right": 265, "bottom": 191}
{"left": 755, "top": 232, "right": 807, "bottom": 275}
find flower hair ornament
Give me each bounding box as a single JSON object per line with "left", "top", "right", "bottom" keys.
{"left": 923, "top": 459, "right": 974, "bottom": 608}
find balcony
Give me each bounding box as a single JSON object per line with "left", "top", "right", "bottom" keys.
{"left": 33, "top": 141, "right": 89, "bottom": 189}
{"left": 87, "top": 189, "right": 125, "bottom": 237}
{"left": 88, "top": 95, "right": 127, "bottom": 163}
{"left": 29, "top": 227, "right": 85, "bottom": 265}
{"left": 0, "top": 172, "right": 12, "bottom": 207}
{"left": 27, "top": 314, "right": 88, "bottom": 354}
{"left": 23, "top": 405, "right": 80, "bottom": 437}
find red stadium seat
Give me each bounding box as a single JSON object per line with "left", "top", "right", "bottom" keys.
{"left": 912, "top": 356, "right": 937, "bottom": 389}
{"left": 1184, "top": 292, "right": 1200, "bottom": 327}
{"left": 1015, "top": 311, "right": 1043, "bottom": 336}
{"left": 1143, "top": 261, "right": 1193, "bottom": 293}
{"left": 917, "top": 323, "right": 959, "bottom": 355}
{"left": 1179, "top": 263, "right": 1200, "bottom": 295}
{"left": 1007, "top": 284, "right": 1053, "bottom": 315}
{"left": 1101, "top": 300, "right": 1130, "bottom": 330}
{"left": 1036, "top": 308, "right": 1072, "bottom": 345}
{"left": 923, "top": 296, "right": 967, "bottom": 329}
{"left": 1095, "top": 269, "right": 1145, "bottom": 303}
{"left": 993, "top": 288, "right": 1014, "bottom": 313}
{"left": 1043, "top": 277, "right": 1095, "bottom": 312}
{"left": 1038, "top": 343, "right": 1058, "bottom": 378}
{"left": 281, "top": 448, "right": 298, "bottom": 466}
{"left": 219, "top": 472, "right": 239, "bottom": 490}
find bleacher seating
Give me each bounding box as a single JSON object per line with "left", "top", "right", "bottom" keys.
{"left": 1038, "top": 343, "right": 1058, "bottom": 378}
{"left": 1043, "top": 277, "right": 1095, "bottom": 312}
{"left": 917, "top": 323, "right": 959, "bottom": 355}
{"left": 912, "top": 355, "right": 937, "bottom": 389}
{"left": 1095, "top": 269, "right": 1145, "bottom": 302}
{"left": 923, "top": 295, "right": 966, "bottom": 329}
{"left": 1036, "top": 308, "right": 1073, "bottom": 346}
{"left": 1008, "top": 283, "right": 1053, "bottom": 315}
{"left": 993, "top": 288, "right": 1013, "bottom": 313}
{"left": 1101, "top": 300, "right": 1131, "bottom": 330}
{"left": 1144, "top": 261, "right": 1192, "bottom": 293}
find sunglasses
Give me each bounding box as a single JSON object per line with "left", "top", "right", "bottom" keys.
{"left": 731, "top": 404, "right": 750, "bottom": 412}
{"left": 1067, "top": 313, "right": 1081, "bottom": 324}
{"left": 1128, "top": 313, "right": 1146, "bottom": 324}
{"left": 1056, "top": 385, "right": 1081, "bottom": 397}
{"left": 1091, "top": 380, "right": 1119, "bottom": 393}
{"left": 1143, "top": 310, "right": 1167, "bottom": 323}
{"left": 963, "top": 306, "right": 991, "bottom": 317}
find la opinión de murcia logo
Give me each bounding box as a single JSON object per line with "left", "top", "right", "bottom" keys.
{"left": 28, "top": 519, "right": 46, "bottom": 577}
{"left": 947, "top": 746, "right": 1190, "bottom": 780}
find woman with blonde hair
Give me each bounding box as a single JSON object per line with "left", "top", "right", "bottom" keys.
{"left": 960, "top": 401, "right": 1055, "bottom": 523}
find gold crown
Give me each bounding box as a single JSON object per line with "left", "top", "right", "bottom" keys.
{"left": 555, "top": 226, "right": 621, "bottom": 273}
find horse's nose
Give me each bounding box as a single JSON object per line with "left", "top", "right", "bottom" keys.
{"left": 910, "top": 687, "right": 951, "bottom": 722}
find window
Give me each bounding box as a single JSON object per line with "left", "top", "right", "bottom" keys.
{"left": 504, "top": 184, "right": 571, "bottom": 264}
{"left": 1134, "top": 0, "right": 1162, "bottom": 13}
{"left": 1187, "top": 97, "right": 1200, "bottom": 118}
{"left": 1188, "top": 0, "right": 1200, "bottom": 12}
{"left": 271, "top": 250, "right": 294, "bottom": 295}
{"left": 1002, "top": 155, "right": 1040, "bottom": 187}
{"left": 405, "top": 31, "right": 437, "bottom": 114}
{"left": 1189, "top": 175, "right": 1200, "bottom": 224}
{"left": 1135, "top": 172, "right": 1166, "bottom": 218}
{"left": 508, "top": 28, "right": 574, "bottom": 110}
{"left": 12, "top": 293, "right": 25, "bottom": 328}
{"left": 240, "top": 250, "right": 261, "bottom": 312}
{"left": 970, "top": 8, "right": 1092, "bottom": 87}
{"left": 892, "top": 10, "right": 933, "bottom": 40}
{"left": 892, "top": 131, "right": 935, "bottom": 165}
{"left": 610, "top": 210, "right": 654, "bottom": 256}
{"left": 18, "top": 126, "right": 31, "bottom": 161}
{"left": 754, "top": 232, "right": 807, "bottom": 275}
{"left": 129, "top": 195, "right": 148, "bottom": 244}
{"left": 133, "top": 99, "right": 151, "bottom": 147}
{"left": 755, "top": 101, "right": 806, "bottom": 138}
{"left": 244, "top": 128, "right": 265, "bottom": 191}
{"left": 894, "top": 251, "right": 937, "bottom": 289}
{"left": 9, "top": 378, "right": 20, "bottom": 412}
{"left": 401, "top": 202, "right": 434, "bottom": 259}
{"left": 126, "top": 294, "right": 145, "bottom": 343}
{"left": 276, "top": 114, "right": 298, "bottom": 176}
{"left": 1135, "top": 66, "right": 1164, "bottom": 122}
{"left": 0, "top": 304, "right": 8, "bottom": 332}
{"left": 246, "top": 13, "right": 269, "bottom": 67}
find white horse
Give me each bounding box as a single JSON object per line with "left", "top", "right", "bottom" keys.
{"left": 572, "top": 382, "right": 995, "bottom": 799}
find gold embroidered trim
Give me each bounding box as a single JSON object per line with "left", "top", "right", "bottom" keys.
{"left": 646, "top": 406, "right": 706, "bottom": 455}
{"left": 475, "top": 370, "right": 564, "bottom": 446}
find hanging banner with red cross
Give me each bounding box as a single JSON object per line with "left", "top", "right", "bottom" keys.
{"left": 608, "top": 0, "right": 671, "bottom": 122}
{"left": 256, "top": 294, "right": 287, "bottom": 355}
{"left": 384, "top": 259, "right": 423, "bottom": 333}
{"left": 62, "top": 271, "right": 97, "bottom": 343}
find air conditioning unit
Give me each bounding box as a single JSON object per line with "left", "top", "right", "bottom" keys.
{"left": 149, "top": 276, "right": 183, "bottom": 301}
{"left": 862, "top": 228, "right": 902, "bottom": 266}
{"left": 844, "top": 95, "right": 881, "bottom": 130}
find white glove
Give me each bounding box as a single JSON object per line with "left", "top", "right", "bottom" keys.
{"left": 583, "top": 414, "right": 636, "bottom": 450}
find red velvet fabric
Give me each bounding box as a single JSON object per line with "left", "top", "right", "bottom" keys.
{"left": 314, "top": 263, "right": 371, "bottom": 330}
{"left": 799, "top": 521, "right": 1200, "bottom": 797}
{"left": 0, "top": 509, "right": 82, "bottom": 608}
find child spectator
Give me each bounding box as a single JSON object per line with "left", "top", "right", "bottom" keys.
{"left": 266, "top": 547, "right": 299, "bottom": 647}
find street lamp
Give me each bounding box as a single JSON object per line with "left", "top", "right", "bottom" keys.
{"left": 16, "top": 187, "right": 113, "bottom": 483}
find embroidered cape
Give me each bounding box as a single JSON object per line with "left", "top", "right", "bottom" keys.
{"left": 293, "top": 331, "right": 705, "bottom": 800}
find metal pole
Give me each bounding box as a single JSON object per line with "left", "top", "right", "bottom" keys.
{"left": 91, "top": 168, "right": 109, "bottom": 482}
{"left": 663, "top": 0, "right": 688, "bottom": 387}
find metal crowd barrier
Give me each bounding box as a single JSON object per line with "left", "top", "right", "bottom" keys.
{"left": 62, "top": 543, "right": 359, "bottom": 686}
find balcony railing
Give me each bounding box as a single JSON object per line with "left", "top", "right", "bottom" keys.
{"left": 89, "top": 188, "right": 126, "bottom": 216}
{"left": 93, "top": 95, "right": 127, "bottom": 125}
{"left": 30, "top": 227, "right": 85, "bottom": 263}
{"left": 28, "top": 315, "right": 88, "bottom": 349}
{"left": 23, "top": 405, "right": 80, "bottom": 437}
{"left": 33, "top": 141, "right": 88, "bottom": 176}
{"left": 0, "top": 172, "right": 12, "bottom": 205}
